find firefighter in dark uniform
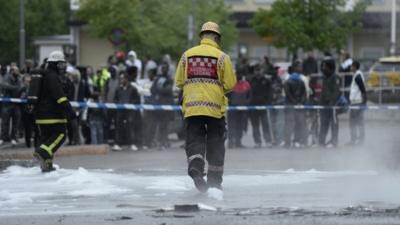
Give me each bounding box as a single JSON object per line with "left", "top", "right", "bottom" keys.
{"left": 175, "top": 22, "right": 237, "bottom": 192}
{"left": 32, "top": 51, "right": 75, "bottom": 172}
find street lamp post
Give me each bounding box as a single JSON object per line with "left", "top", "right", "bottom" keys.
{"left": 19, "top": 0, "right": 25, "bottom": 68}
{"left": 390, "top": 0, "right": 397, "bottom": 56}
{"left": 188, "top": 0, "right": 196, "bottom": 48}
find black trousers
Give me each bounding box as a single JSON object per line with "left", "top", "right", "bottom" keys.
{"left": 36, "top": 123, "right": 67, "bottom": 160}
{"left": 228, "top": 110, "right": 246, "bottom": 147}
{"left": 1, "top": 104, "right": 21, "bottom": 141}
{"left": 319, "top": 108, "right": 339, "bottom": 146}
{"left": 154, "top": 111, "right": 170, "bottom": 147}
{"left": 185, "top": 116, "right": 226, "bottom": 188}
{"left": 21, "top": 109, "right": 37, "bottom": 148}
{"left": 115, "top": 111, "right": 133, "bottom": 145}
{"left": 249, "top": 110, "right": 271, "bottom": 145}
{"left": 143, "top": 111, "right": 157, "bottom": 147}
{"left": 67, "top": 118, "right": 80, "bottom": 145}
{"left": 104, "top": 109, "right": 117, "bottom": 143}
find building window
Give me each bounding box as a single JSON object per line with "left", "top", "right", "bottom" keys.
{"left": 254, "top": 0, "right": 275, "bottom": 4}
{"left": 360, "top": 47, "right": 384, "bottom": 59}
{"left": 371, "top": 0, "right": 386, "bottom": 5}
{"left": 225, "top": 0, "right": 245, "bottom": 3}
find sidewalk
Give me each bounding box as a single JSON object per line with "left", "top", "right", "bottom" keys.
{"left": 0, "top": 144, "right": 109, "bottom": 160}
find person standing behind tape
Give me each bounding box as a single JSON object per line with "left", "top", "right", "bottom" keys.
{"left": 318, "top": 56, "right": 341, "bottom": 148}
{"left": 33, "top": 51, "right": 76, "bottom": 172}
{"left": 283, "top": 61, "right": 307, "bottom": 148}
{"left": 348, "top": 60, "right": 366, "bottom": 145}
{"left": 151, "top": 62, "right": 174, "bottom": 150}
{"left": 112, "top": 72, "right": 140, "bottom": 152}
{"left": 0, "top": 66, "right": 23, "bottom": 146}
{"left": 248, "top": 63, "right": 273, "bottom": 148}
{"left": 175, "top": 21, "right": 236, "bottom": 192}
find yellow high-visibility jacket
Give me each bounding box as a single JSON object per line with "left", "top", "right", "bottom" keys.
{"left": 175, "top": 38, "right": 237, "bottom": 119}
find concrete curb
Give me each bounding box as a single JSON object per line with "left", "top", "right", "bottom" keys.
{"left": 0, "top": 144, "right": 110, "bottom": 160}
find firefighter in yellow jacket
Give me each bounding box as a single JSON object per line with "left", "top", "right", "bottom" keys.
{"left": 175, "top": 21, "right": 236, "bottom": 192}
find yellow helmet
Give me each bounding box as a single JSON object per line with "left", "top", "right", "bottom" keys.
{"left": 200, "top": 21, "right": 221, "bottom": 36}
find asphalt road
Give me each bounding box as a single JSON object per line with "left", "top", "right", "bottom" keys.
{"left": 1, "top": 119, "right": 400, "bottom": 225}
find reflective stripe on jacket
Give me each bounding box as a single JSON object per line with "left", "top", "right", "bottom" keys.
{"left": 175, "top": 38, "right": 236, "bottom": 118}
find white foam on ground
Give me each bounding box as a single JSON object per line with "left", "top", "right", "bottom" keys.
{"left": 144, "top": 176, "right": 191, "bottom": 191}
{"left": 208, "top": 188, "right": 224, "bottom": 201}
{"left": 0, "top": 166, "right": 378, "bottom": 214}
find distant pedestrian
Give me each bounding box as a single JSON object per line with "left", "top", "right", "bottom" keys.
{"left": 348, "top": 60, "right": 367, "bottom": 145}
{"left": 319, "top": 56, "right": 341, "bottom": 148}
{"left": 151, "top": 62, "right": 174, "bottom": 149}
{"left": 103, "top": 65, "right": 118, "bottom": 143}
{"left": 227, "top": 73, "right": 251, "bottom": 148}
{"left": 262, "top": 56, "right": 276, "bottom": 76}
{"left": 175, "top": 21, "right": 236, "bottom": 192}
{"left": 283, "top": 61, "right": 307, "bottom": 148}
{"left": 143, "top": 55, "right": 157, "bottom": 79}
{"left": 126, "top": 50, "right": 142, "bottom": 77}
{"left": 0, "top": 66, "right": 23, "bottom": 146}
{"left": 248, "top": 63, "right": 272, "bottom": 148}
{"left": 339, "top": 52, "right": 353, "bottom": 73}
{"left": 269, "top": 65, "right": 284, "bottom": 146}
{"left": 20, "top": 74, "right": 37, "bottom": 148}
{"left": 302, "top": 52, "right": 318, "bottom": 76}
{"left": 112, "top": 72, "right": 140, "bottom": 151}
{"left": 88, "top": 91, "right": 106, "bottom": 145}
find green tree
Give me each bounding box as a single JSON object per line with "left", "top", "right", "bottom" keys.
{"left": 0, "top": 0, "right": 69, "bottom": 65}
{"left": 251, "top": 0, "right": 369, "bottom": 54}
{"left": 77, "top": 0, "right": 237, "bottom": 60}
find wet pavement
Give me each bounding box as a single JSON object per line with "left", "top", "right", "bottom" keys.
{"left": 1, "top": 120, "right": 400, "bottom": 224}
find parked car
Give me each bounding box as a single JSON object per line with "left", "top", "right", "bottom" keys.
{"left": 367, "top": 56, "right": 400, "bottom": 103}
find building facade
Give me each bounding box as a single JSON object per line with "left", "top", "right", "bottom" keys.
{"left": 227, "top": 0, "right": 400, "bottom": 67}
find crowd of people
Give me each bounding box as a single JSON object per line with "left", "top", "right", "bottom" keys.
{"left": 228, "top": 52, "right": 366, "bottom": 149}
{"left": 0, "top": 50, "right": 366, "bottom": 152}
{"left": 0, "top": 51, "right": 177, "bottom": 151}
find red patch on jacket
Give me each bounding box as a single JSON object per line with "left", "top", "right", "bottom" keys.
{"left": 187, "top": 56, "right": 218, "bottom": 79}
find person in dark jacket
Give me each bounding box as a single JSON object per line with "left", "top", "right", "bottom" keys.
{"left": 33, "top": 51, "right": 75, "bottom": 172}
{"left": 64, "top": 70, "right": 80, "bottom": 145}
{"left": 143, "top": 69, "right": 158, "bottom": 148}
{"left": 249, "top": 63, "right": 272, "bottom": 148}
{"left": 302, "top": 52, "right": 318, "bottom": 76}
{"left": 227, "top": 73, "right": 251, "bottom": 148}
{"left": 269, "top": 66, "right": 284, "bottom": 146}
{"left": 150, "top": 62, "right": 174, "bottom": 149}
{"left": 75, "top": 66, "right": 92, "bottom": 144}
{"left": 262, "top": 56, "right": 276, "bottom": 76}
{"left": 88, "top": 90, "right": 106, "bottom": 145}
{"left": 318, "top": 56, "right": 341, "bottom": 148}
{"left": 112, "top": 72, "right": 140, "bottom": 151}
{"left": 0, "top": 66, "right": 23, "bottom": 145}
{"left": 283, "top": 61, "right": 307, "bottom": 148}
{"left": 20, "top": 74, "right": 37, "bottom": 148}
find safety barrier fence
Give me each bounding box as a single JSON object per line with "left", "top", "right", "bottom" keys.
{"left": 1, "top": 97, "right": 400, "bottom": 111}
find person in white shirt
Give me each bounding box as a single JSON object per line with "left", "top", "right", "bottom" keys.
{"left": 348, "top": 60, "right": 367, "bottom": 145}
{"left": 339, "top": 52, "right": 353, "bottom": 72}
{"left": 143, "top": 56, "right": 157, "bottom": 79}
{"left": 125, "top": 50, "right": 142, "bottom": 76}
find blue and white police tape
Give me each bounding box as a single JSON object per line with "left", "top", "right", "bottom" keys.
{"left": 0, "top": 97, "right": 399, "bottom": 111}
